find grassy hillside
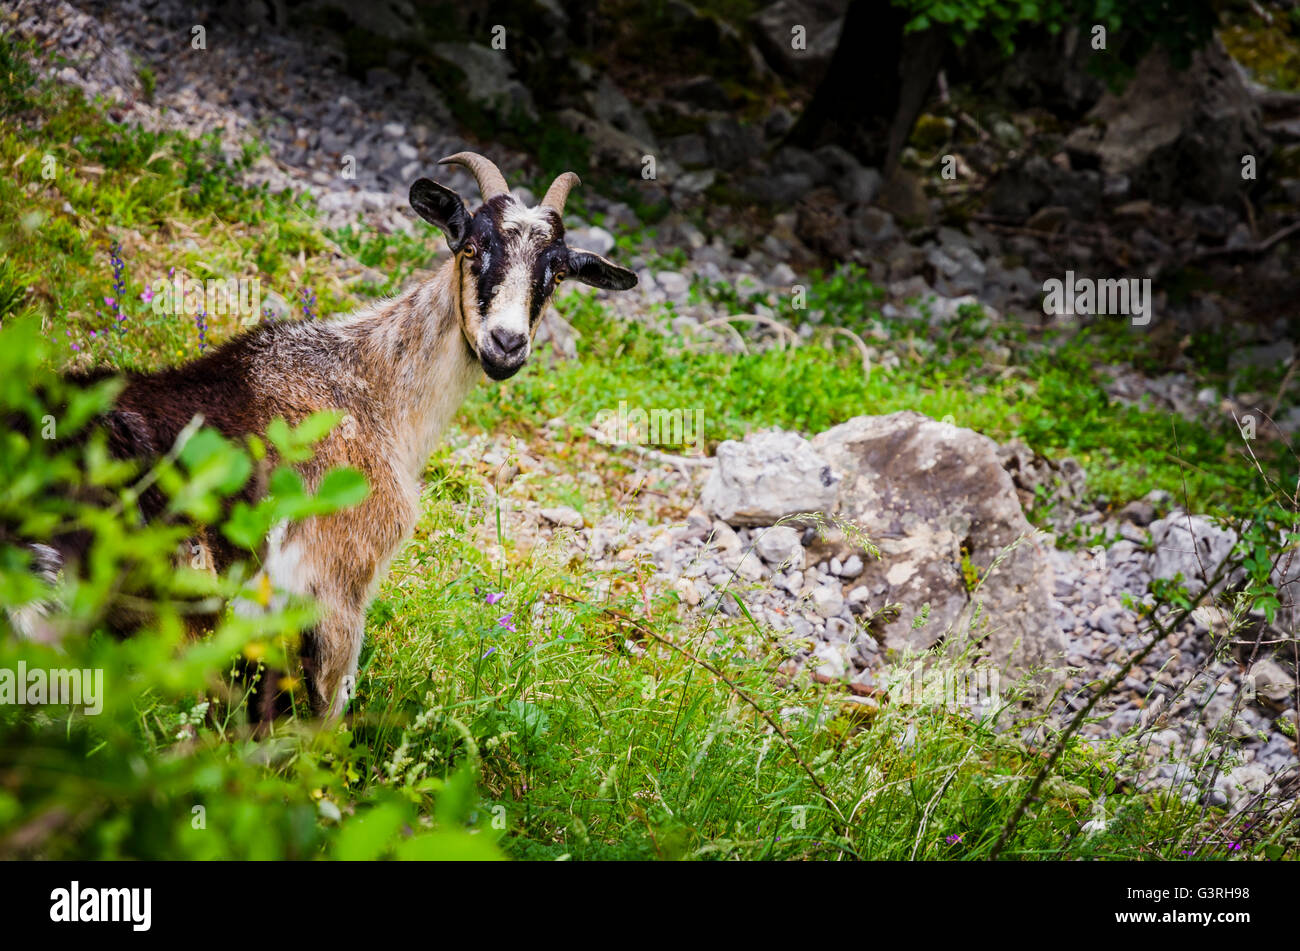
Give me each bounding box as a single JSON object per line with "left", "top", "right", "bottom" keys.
{"left": 0, "top": 31, "right": 1292, "bottom": 861}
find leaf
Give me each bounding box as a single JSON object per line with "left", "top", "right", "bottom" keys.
{"left": 394, "top": 831, "right": 504, "bottom": 861}
{"left": 332, "top": 802, "right": 406, "bottom": 861}
{"left": 314, "top": 467, "right": 369, "bottom": 510}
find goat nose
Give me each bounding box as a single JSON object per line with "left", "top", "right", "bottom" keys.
{"left": 490, "top": 327, "right": 527, "bottom": 358}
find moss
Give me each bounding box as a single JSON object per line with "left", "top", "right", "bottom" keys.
{"left": 1222, "top": 21, "right": 1300, "bottom": 92}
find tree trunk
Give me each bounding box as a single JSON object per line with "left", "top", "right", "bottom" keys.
{"left": 787, "top": 0, "right": 946, "bottom": 174}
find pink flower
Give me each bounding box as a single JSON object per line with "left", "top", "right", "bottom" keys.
{"left": 140, "top": 286, "right": 154, "bottom": 303}
{"left": 485, "top": 591, "right": 504, "bottom": 605}
{"left": 104, "top": 296, "right": 115, "bottom": 308}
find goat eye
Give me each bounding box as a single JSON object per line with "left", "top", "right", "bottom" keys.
{"left": 462, "top": 242, "right": 477, "bottom": 258}
{"left": 553, "top": 270, "right": 565, "bottom": 284}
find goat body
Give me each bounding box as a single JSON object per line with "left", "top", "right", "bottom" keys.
{"left": 20, "top": 154, "right": 636, "bottom": 720}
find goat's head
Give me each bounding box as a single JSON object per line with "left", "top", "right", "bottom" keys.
{"left": 409, "top": 152, "right": 637, "bottom": 381}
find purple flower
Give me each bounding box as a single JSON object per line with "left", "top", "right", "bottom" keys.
{"left": 195, "top": 309, "right": 208, "bottom": 353}
{"left": 497, "top": 613, "right": 516, "bottom": 633}
{"left": 108, "top": 240, "right": 127, "bottom": 334}
{"left": 481, "top": 647, "right": 496, "bottom": 659}
{"left": 945, "top": 833, "right": 963, "bottom": 845}
{"left": 485, "top": 591, "right": 504, "bottom": 605}
{"left": 140, "top": 285, "right": 154, "bottom": 304}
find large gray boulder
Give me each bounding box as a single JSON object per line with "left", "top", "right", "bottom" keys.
{"left": 811, "top": 412, "right": 1065, "bottom": 681}
{"left": 1064, "top": 37, "right": 1269, "bottom": 205}
{"left": 702, "top": 430, "right": 839, "bottom": 526}
{"left": 749, "top": 0, "right": 847, "bottom": 84}
{"left": 431, "top": 43, "right": 537, "bottom": 122}
{"left": 1148, "top": 512, "right": 1239, "bottom": 595}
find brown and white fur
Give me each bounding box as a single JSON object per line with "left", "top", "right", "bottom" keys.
{"left": 19, "top": 153, "right": 636, "bottom": 722}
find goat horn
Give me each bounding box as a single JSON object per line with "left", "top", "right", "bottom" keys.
{"left": 541, "top": 172, "right": 581, "bottom": 215}
{"left": 437, "top": 151, "right": 510, "bottom": 201}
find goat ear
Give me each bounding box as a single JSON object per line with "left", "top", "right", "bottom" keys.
{"left": 566, "top": 249, "right": 638, "bottom": 291}
{"left": 409, "top": 178, "right": 471, "bottom": 250}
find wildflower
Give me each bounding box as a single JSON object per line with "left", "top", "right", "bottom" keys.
{"left": 108, "top": 240, "right": 127, "bottom": 333}
{"left": 140, "top": 285, "right": 154, "bottom": 304}
{"left": 485, "top": 591, "right": 504, "bottom": 605}
{"left": 299, "top": 286, "right": 317, "bottom": 320}
{"left": 497, "top": 612, "right": 516, "bottom": 632}
{"left": 482, "top": 647, "right": 497, "bottom": 659}
{"left": 945, "top": 833, "right": 963, "bottom": 845}
{"left": 195, "top": 308, "right": 208, "bottom": 353}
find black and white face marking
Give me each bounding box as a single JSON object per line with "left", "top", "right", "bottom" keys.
{"left": 458, "top": 196, "right": 566, "bottom": 380}
{"left": 408, "top": 177, "right": 639, "bottom": 382}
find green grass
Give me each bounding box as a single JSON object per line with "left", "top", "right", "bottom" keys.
{"left": 1, "top": 29, "right": 1295, "bottom": 861}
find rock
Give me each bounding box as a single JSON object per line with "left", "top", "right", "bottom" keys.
{"left": 725, "top": 549, "right": 767, "bottom": 582}
{"left": 1221, "top": 763, "right": 1270, "bottom": 810}
{"left": 655, "top": 271, "right": 690, "bottom": 299}
{"left": 812, "top": 641, "right": 849, "bottom": 680}
{"left": 795, "top": 188, "right": 853, "bottom": 259}
{"left": 1063, "top": 37, "right": 1270, "bottom": 206}
{"left": 754, "top": 525, "right": 806, "bottom": 568}
{"left": 811, "top": 584, "right": 845, "bottom": 618}
{"left": 768, "top": 262, "right": 797, "bottom": 287}
{"left": 533, "top": 309, "right": 580, "bottom": 361}
{"left": 664, "top": 133, "right": 711, "bottom": 169}
{"left": 1148, "top": 513, "right": 1238, "bottom": 594}
{"left": 702, "top": 430, "right": 840, "bottom": 526}
{"left": 431, "top": 43, "right": 537, "bottom": 122}
{"left": 825, "top": 616, "right": 855, "bottom": 641}
{"left": 555, "top": 109, "right": 653, "bottom": 177}
{"left": 850, "top": 206, "right": 899, "bottom": 247}
{"left": 664, "top": 75, "right": 731, "bottom": 111}
{"left": 839, "top": 554, "right": 864, "bottom": 578}
{"left": 708, "top": 520, "right": 743, "bottom": 556}
{"left": 741, "top": 171, "right": 817, "bottom": 205}
{"left": 813, "top": 144, "right": 881, "bottom": 205}
{"left": 567, "top": 225, "right": 616, "bottom": 257}
{"left": 673, "top": 170, "right": 716, "bottom": 196}
{"left": 1247, "top": 658, "right": 1296, "bottom": 706}
{"left": 812, "top": 412, "right": 1065, "bottom": 683}
{"left": 1229, "top": 340, "right": 1294, "bottom": 372}
{"left": 540, "top": 506, "right": 584, "bottom": 529}
{"left": 584, "top": 74, "right": 658, "bottom": 150}
{"left": 874, "top": 168, "right": 931, "bottom": 227}
{"left": 749, "top": 0, "right": 846, "bottom": 83}
{"left": 765, "top": 105, "right": 795, "bottom": 140}
{"left": 1025, "top": 205, "right": 1069, "bottom": 232}
{"left": 1119, "top": 499, "right": 1156, "bottom": 526}
{"left": 703, "top": 117, "right": 763, "bottom": 170}
{"left": 774, "top": 569, "right": 804, "bottom": 595}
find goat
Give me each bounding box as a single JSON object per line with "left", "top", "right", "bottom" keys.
{"left": 15, "top": 152, "right": 637, "bottom": 721}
